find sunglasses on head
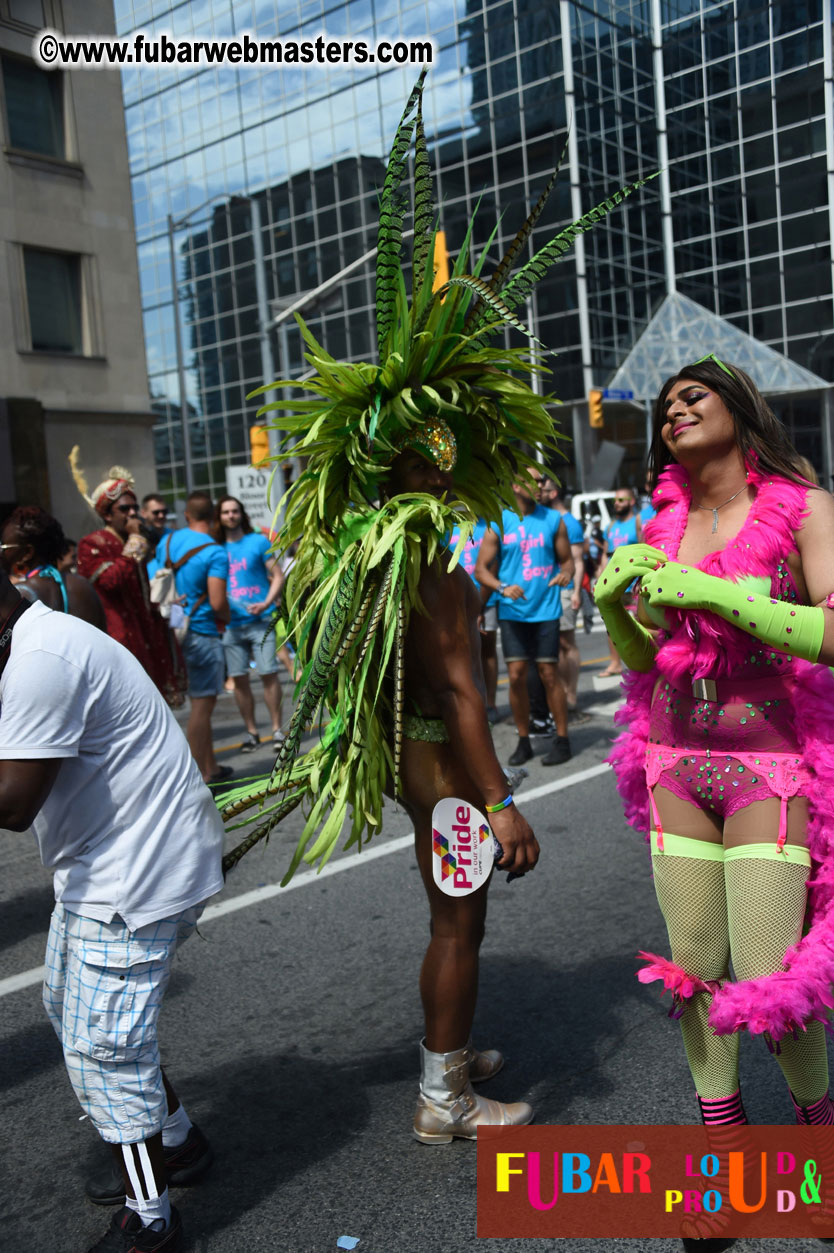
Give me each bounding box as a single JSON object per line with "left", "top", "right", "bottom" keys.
{"left": 692, "top": 352, "right": 735, "bottom": 378}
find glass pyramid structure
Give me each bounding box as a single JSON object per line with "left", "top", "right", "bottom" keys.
{"left": 607, "top": 292, "right": 829, "bottom": 400}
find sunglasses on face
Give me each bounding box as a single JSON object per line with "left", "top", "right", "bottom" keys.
{"left": 149, "top": 508, "right": 167, "bottom": 517}
{"left": 114, "top": 504, "right": 139, "bottom": 514}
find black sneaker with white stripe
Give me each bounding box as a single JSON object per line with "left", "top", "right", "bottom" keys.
{"left": 87, "top": 1206, "right": 183, "bottom": 1252}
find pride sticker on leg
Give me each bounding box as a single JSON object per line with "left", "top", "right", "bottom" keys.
{"left": 431, "top": 797, "right": 494, "bottom": 896}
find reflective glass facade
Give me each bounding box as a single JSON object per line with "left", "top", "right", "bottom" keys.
{"left": 114, "top": 0, "right": 834, "bottom": 495}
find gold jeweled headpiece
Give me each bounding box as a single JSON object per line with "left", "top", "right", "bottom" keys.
{"left": 397, "top": 414, "right": 458, "bottom": 472}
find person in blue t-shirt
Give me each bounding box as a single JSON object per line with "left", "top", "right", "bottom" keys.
{"left": 475, "top": 468, "right": 574, "bottom": 768}
{"left": 599, "top": 487, "right": 644, "bottom": 676}
{"left": 541, "top": 479, "right": 587, "bottom": 718}
{"left": 214, "top": 496, "right": 285, "bottom": 753}
{"left": 155, "top": 491, "right": 230, "bottom": 784}
{"left": 448, "top": 518, "right": 499, "bottom": 722}
{"left": 140, "top": 493, "right": 173, "bottom": 580}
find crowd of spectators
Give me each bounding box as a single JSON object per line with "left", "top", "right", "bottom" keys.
{"left": 1, "top": 468, "right": 641, "bottom": 788}
{"left": 0, "top": 483, "right": 291, "bottom": 789}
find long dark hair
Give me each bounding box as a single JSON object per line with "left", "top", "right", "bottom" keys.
{"left": 647, "top": 360, "right": 810, "bottom": 485}
{"left": 211, "top": 496, "right": 254, "bottom": 543}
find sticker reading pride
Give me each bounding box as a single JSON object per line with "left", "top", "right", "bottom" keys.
{"left": 431, "top": 797, "right": 494, "bottom": 896}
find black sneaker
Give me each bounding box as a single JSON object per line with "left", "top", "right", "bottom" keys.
{"left": 529, "top": 716, "right": 554, "bottom": 736}
{"left": 86, "top": 1125, "right": 214, "bottom": 1206}
{"left": 508, "top": 737, "right": 533, "bottom": 766}
{"left": 206, "top": 765, "right": 234, "bottom": 787}
{"left": 88, "top": 1206, "right": 183, "bottom": 1252}
{"left": 239, "top": 734, "right": 260, "bottom": 753}
{"left": 541, "top": 736, "right": 572, "bottom": 766}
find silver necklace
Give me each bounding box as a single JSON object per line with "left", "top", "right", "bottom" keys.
{"left": 695, "top": 484, "right": 748, "bottom": 533}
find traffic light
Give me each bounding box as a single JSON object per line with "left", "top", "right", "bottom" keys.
{"left": 432, "top": 230, "right": 450, "bottom": 292}
{"left": 249, "top": 424, "right": 270, "bottom": 467}
{"left": 588, "top": 389, "right": 604, "bottom": 428}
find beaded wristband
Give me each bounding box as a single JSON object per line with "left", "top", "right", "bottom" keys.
{"left": 485, "top": 795, "right": 514, "bottom": 813}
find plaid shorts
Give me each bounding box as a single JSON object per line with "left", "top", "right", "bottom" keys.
{"left": 43, "top": 904, "right": 201, "bottom": 1144}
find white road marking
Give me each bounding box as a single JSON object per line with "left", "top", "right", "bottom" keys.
{"left": 0, "top": 762, "right": 613, "bottom": 1000}
{"left": 583, "top": 700, "right": 624, "bottom": 718}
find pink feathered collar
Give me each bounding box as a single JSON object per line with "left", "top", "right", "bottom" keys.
{"left": 645, "top": 462, "right": 809, "bottom": 581}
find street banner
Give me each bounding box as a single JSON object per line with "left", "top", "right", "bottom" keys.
{"left": 225, "top": 464, "right": 279, "bottom": 536}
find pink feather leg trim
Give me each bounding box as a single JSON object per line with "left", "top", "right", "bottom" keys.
{"left": 636, "top": 951, "right": 721, "bottom": 1018}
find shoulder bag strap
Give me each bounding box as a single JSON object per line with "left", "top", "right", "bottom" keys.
{"left": 171, "top": 541, "right": 215, "bottom": 574}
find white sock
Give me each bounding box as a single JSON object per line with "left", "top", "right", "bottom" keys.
{"left": 121, "top": 1143, "right": 172, "bottom": 1228}
{"left": 161, "top": 1103, "right": 192, "bottom": 1149}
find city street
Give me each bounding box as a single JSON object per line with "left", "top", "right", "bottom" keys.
{"left": 0, "top": 629, "right": 820, "bottom": 1252}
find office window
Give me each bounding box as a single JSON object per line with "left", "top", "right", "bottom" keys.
{"left": 1, "top": 55, "right": 64, "bottom": 158}
{"left": 23, "top": 248, "right": 82, "bottom": 353}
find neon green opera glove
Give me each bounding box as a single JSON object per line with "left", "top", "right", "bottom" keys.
{"left": 594, "top": 543, "right": 667, "bottom": 673}
{"left": 639, "top": 562, "right": 825, "bottom": 663}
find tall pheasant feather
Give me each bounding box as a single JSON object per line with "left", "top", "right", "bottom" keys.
{"left": 410, "top": 85, "right": 434, "bottom": 301}
{"left": 376, "top": 68, "right": 427, "bottom": 351}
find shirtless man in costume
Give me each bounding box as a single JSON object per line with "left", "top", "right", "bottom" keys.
{"left": 386, "top": 447, "right": 540, "bottom": 1141}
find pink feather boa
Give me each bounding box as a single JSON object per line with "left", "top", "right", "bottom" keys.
{"left": 610, "top": 464, "right": 834, "bottom": 1040}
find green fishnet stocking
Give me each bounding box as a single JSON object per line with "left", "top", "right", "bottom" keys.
{"left": 651, "top": 843, "right": 738, "bottom": 1099}
{"left": 725, "top": 852, "right": 829, "bottom": 1106}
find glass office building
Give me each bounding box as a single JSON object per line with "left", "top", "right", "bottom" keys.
{"left": 113, "top": 0, "right": 834, "bottom": 496}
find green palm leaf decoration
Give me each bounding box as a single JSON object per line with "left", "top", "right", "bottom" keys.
{"left": 439, "top": 276, "right": 545, "bottom": 348}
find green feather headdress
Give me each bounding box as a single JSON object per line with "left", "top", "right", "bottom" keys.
{"left": 220, "top": 71, "right": 654, "bottom": 881}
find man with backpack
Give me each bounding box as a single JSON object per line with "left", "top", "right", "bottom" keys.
{"left": 155, "top": 492, "right": 231, "bottom": 785}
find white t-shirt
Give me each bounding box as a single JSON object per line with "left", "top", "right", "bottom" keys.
{"left": 0, "top": 602, "right": 224, "bottom": 929}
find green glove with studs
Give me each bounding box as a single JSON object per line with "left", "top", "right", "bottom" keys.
{"left": 639, "top": 562, "right": 825, "bottom": 663}
{"left": 594, "top": 543, "right": 667, "bottom": 673}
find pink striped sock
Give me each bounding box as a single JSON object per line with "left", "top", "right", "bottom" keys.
{"left": 697, "top": 1090, "right": 747, "bottom": 1125}
{"left": 791, "top": 1089, "right": 834, "bottom": 1125}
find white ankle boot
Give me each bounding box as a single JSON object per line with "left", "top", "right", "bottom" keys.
{"left": 413, "top": 1039, "right": 533, "bottom": 1145}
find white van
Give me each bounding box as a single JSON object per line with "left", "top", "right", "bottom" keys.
{"left": 570, "top": 491, "right": 616, "bottom": 532}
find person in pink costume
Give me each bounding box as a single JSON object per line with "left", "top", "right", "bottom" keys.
{"left": 597, "top": 357, "right": 834, "bottom": 1152}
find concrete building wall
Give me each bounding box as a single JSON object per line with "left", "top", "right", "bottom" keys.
{"left": 0, "top": 0, "right": 155, "bottom": 534}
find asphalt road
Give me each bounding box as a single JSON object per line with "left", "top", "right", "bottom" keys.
{"left": 0, "top": 627, "right": 825, "bottom": 1252}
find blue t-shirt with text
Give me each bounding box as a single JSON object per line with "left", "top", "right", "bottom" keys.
{"left": 448, "top": 518, "right": 498, "bottom": 608}
{"left": 496, "top": 506, "right": 562, "bottom": 623}
{"left": 226, "top": 532, "right": 274, "bottom": 627}
{"left": 607, "top": 515, "right": 640, "bottom": 550}
{"left": 157, "top": 529, "right": 228, "bottom": 637}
